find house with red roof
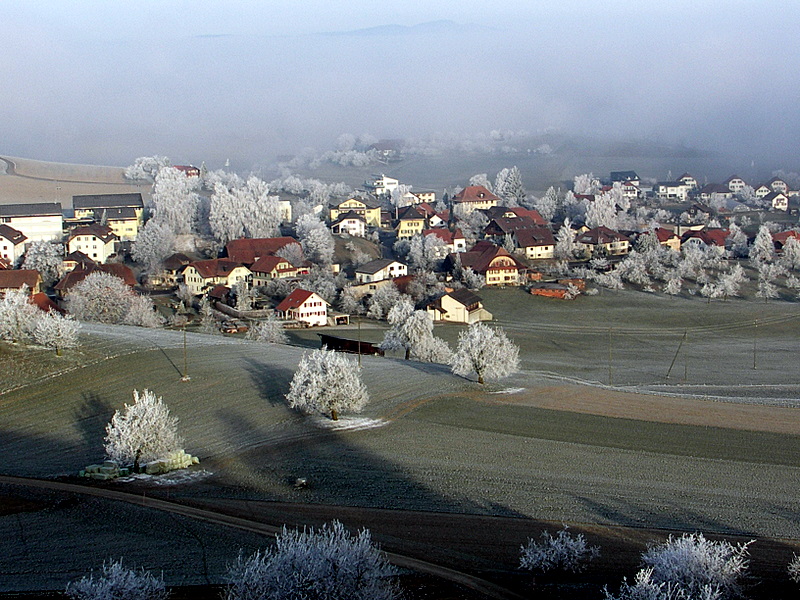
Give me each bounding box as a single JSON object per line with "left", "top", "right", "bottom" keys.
{"left": 0, "top": 269, "right": 42, "bottom": 296}
{"left": 181, "top": 259, "right": 252, "bottom": 295}
{"left": 652, "top": 228, "right": 681, "bottom": 252}
{"left": 54, "top": 263, "right": 137, "bottom": 298}
{"left": 452, "top": 185, "right": 500, "bottom": 214}
{"left": 250, "top": 255, "right": 310, "bottom": 286}
{"left": 448, "top": 241, "right": 526, "bottom": 286}
{"left": 772, "top": 230, "right": 800, "bottom": 252}
{"left": 422, "top": 228, "right": 466, "bottom": 254}
{"left": 224, "top": 237, "right": 301, "bottom": 264}
{"left": 680, "top": 228, "right": 729, "bottom": 254}
{"left": 275, "top": 288, "right": 328, "bottom": 327}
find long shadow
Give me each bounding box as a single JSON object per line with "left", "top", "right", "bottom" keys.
{"left": 239, "top": 357, "right": 296, "bottom": 406}
{"left": 73, "top": 391, "right": 115, "bottom": 456}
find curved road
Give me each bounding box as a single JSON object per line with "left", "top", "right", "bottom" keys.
{"left": 0, "top": 474, "right": 526, "bottom": 600}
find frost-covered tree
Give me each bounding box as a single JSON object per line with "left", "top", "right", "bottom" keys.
{"left": 209, "top": 176, "right": 282, "bottom": 245}
{"left": 780, "top": 236, "right": 800, "bottom": 271}
{"left": 380, "top": 298, "right": 450, "bottom": 362}
{"left": 22, "top": 240, "right": 63, "bottom": 286}
{"left": 124, "top": 155, "right": 171, "bottom": 181}
{"left": 717, "top": 264, "right": 746, "bottom": 299}
{"left": 67, "top": 272, "right": 160, "bottom": 327}
{"left": 65, "top": 559, "right": 168, "bottom": 600}
{"left": 0, "top": 287, "right": 39, "bottom": 343}
{"left": 636, "top": 533, "right": 751, "bottom": 600}
{"left": 32, "top": 311, "right": 80, "bottom": 355}
{"left": 494, "top": 166, "right": 525, "bottom": 206}
{"left": 131, "top": 220, "right": 176, "bottom": 274}
{"left": 408, "top": 233, "right": 447, "bottom": 272}
{"left": 573, "top": 173, "right": 599, "bottom": 195}
{"left": 104, "top": 389, "right": 185, "bottom": 472}
{"left": 750, "top": 224, "right": 775, "bottom": 264}
{"left": 450, "top": 323, "right": 519, "bottom": 384}
{"left": 534, "top": 186, "right": 560, "bottom": 223}
{"left": 246, "top": 315, "right": 288, "bottom": 344}
{"left": 520, "top": 526, "right": 600, "bottom": 574}
{"left": 296, "top": 214, "right": 334, "bottom": 266}
{"left": 554, "top": 220, "right": 578, "bottom": 261}
{"left": 788, "top": 554, "right": 800, "bottom": 585}
{"left": 286, "top": 348, "right": 369, "bottom": 420}
{"left": 150, "top": 166, "right": 200, "bottom": 236}
{"left": 366, "top": 284, "right": 402, "bottom": 320}
{"left": 468, "top": 173, "right": 493, "bottom": 191}
{"left": 725, "top": 224, "right": 749, "bottom": 259}
{"left": 389, "top": 183, "right": 413, "bottom": 209}
{"left": 585, "top": 191, "right": 618, "bottom": 229}
{"left": 225, "top": 521, "right": 400, "bottom": 600}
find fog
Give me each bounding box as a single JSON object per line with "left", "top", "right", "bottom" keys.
{"left": 2, "top": 1, "right": 799, "bottom": 172}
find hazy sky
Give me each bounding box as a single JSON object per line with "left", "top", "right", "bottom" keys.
{"left": 2, "top": 1, "right": 799, "bottom": 170}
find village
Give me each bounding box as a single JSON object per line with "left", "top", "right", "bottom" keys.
{"left": 2, "top": 158, "right": 799, "bottom": 338}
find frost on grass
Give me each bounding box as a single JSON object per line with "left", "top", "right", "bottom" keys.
{"left": 604, "top": 532, "right": 752, "bottom": 600}
{"left": 311, "top": 416, "right": 388, "bottom": 431}
{"left": 789, "top": 554, "right": 800, "bottom": 585}
{"left": 519, "top": 526, "right": 600, "bottom": 574}
{"left": 65, "top": 559, "right": 167, "bottom": 600}
{"left": 225, "top": 520, "right": 400, "bottom": 600}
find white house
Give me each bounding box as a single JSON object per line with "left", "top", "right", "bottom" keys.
{"left": 364, "top": 174, "right": 399, "bottom": 197}
{"left": 0, "top": 203, "right": 63, "bottom": 243}
{"left": 330, "top": 211, "right": 367, "bottom": 237}
{"left": 0, "top": 224, "right": 27, "bottom": 264}
{"left": 354, "top": 259, "right": 408, "bottom": 284}
{"left": 655, "top": 182, "right": 689, "bottom": 202}
{"left": 764, "top": 191, "right": 789, "bottom": 211}
{"left": 67, "top": 224, "right": 119, "bottom": 263}
{"left": 426, "top": 289, "right": 492, "bottom": 324}
{"left": 275, "top": 288, "right": 328, "bottom": 327}
{"left": 181, "top": 259, "right": 252, "bottom": 295}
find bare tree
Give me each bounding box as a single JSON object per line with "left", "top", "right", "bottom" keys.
{"left": 450, "top": 323, "right": 520, "bottom": 384}
{"left": 105, "top": 389, "right": 185, "bottom": 472}
{"left": 225, "top": 521, "right": 400, "bottom": 600}
{"left": 286, "top": 348, "right": 369, "bottom": 420}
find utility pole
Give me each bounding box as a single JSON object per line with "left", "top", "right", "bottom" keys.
{"left": 181, "top": 325, "right": 190, "bottom": 381}
{"left": 357, "top": 316, "right": 362, "bottom": 367}
{"left": 753, "top": 319, "right": 758, "bottom": 370}
{"left": 608, "top": 327, "right": 613, "bottom": 386}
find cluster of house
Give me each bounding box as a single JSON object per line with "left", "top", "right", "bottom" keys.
{"left": 2, "top": 167, "right": 799, "bottom": 329}
{"left": 614, "top": 171, "right": 796, "bottom": 212}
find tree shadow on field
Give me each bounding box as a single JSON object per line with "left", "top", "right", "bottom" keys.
{"left": 239, "top": 357, "right": 296, "bottom": 406}
{"left": 73, "top": 391, "right": 116, "bottom": 456}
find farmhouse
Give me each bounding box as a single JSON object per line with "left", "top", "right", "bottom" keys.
{"left": 576, "top": 227, "right": 631, "bottom": 256}
{"left": 0, "top": 224, "right": 27, "bottom": 264}
{"left": 329, "top": 195, "right": 382, "bottom": 227}
{"left": 181, "top": 259, "right": 252, "bottom": 295}
{"left": 250, "top": 255, "right": 309, "bottom": 286}
{"left": 514, "top": 227, "right": 556, "bottom": 260}
{"left": 426, "top": 288, "right": 492, "bottom": 324}
{"left": 224, "top": 237, "right": 301, "bottom": 264}
{"left": 0, "top": 269, "right": 42, "bottom": 296}
{"left": 452, "top": 241, "right": 525, "bottom": 286}
{"left": 452, "top": 185, "right": 500, "bottom": 214}
{"left": 355, "top": 259, "right": 408, "bottom": 284}
{"left": 0, "top": 203, "right": 63, "bottom": 243}
{"left": 67, "top": 224, "right": 118, "bottom": 263}
{"left": 275, "top": 288, "right": 328, "bottom": 327}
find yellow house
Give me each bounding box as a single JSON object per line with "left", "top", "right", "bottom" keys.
{"left": 426, "top": 289, "right": 492, "bottom": 324}
{"left": 329, "top": 195, "right": 382, "bottom": 227}
{"left": 181, "top": 259, "right": 252, "bottom": 295}
{"left": 394, "top": 206, "right": 426, "bottom": 240}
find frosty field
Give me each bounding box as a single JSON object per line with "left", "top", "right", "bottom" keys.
{"left": 2, "top": 290, "right": 800, "bottom": 592}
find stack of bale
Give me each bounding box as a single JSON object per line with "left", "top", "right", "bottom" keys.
{"left": 144, "top": 449, "right": 200, "bottom": 475}
{"left": 79, "top": 461, "right": 129, "bottom": 480}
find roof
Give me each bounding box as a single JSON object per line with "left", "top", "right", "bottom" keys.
{"left": 68, "top": 223, "right": 118, "bottom": 243}
{"left": 250, "top": 255, "right": 296, "bottom": 274}
{"left": 30, "top": 292, "right": 65, "bottom": 314}
{"left": 275, "top": 288, "right": 326, "bottom": 312}
{"left": 0, "top": 202, "right": 62, "bottom": 217}
{"left": 186, "top": 259, "right": 247, "bottom": 279}
{"left": 0, "top": 224, "right": 26, "bottom": 244}
{"left": 772, "top": 230, "right": 800, "bottom": 245}
{"left": 456, "top": 242, "right": 524, "bottom": 274}
{"left": 331, "top": 210, "right": 367, "bottom": 225}
{"left": 72, "top": 193, "right": 143, "bottom": 210}
{"left": 331, "top": 194, "right": 381, "bottom": 210}
{"left": 486, "top": 216, "right": 543, "bottom": 235}
{"left": 55, "top": 263, "right": 137, "bottom": 292}
{"left": 63, "top": 251, "right": 97, "bottom": 270}
{"left": 162, "top": 253, "right": 193, "bottom": 271}
{"left": 355, "top": 258, "right": 405, "bottom": 275}
{"left": 422, "top": 228, "right": 464, "bottom": 244}
{"left": 724, "top": 175, "right": 746, "bottom": 184}
{"left": 653, "top": 228, "right": 679, "bottom": 243}
{"left": 680, "top": 228, "right": 729, "bottom": 247}
{"left": 208, "top": 284, "right": 230, "bottom": 299}
{"left": 610, "top": 171, "right": 640, "bottom": 182}
{"left": 515, "top": 227, "right": 556, "bottom": 247}
{"left": 0, "top": 269, "right": 41, "bottom": 290}
{"left": 577, "top": 227, "right": 630, "bottom": 245}
{"left": 700, "top": 184, "right": 731, "bottom": 195}
{"left": 452, "top": 185, "right": 500, "bottom": 204}
{"left": 396, "top": 206, "right": 425, "bottom": 221}
{"left": 447, "top": 288, "right": 483, "bottom": 307}
{"left": 93, "top": 206, "right": 138, "bottom": 220}
{"left": 225, "top": 237, "right": 300, "bottom": 264}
